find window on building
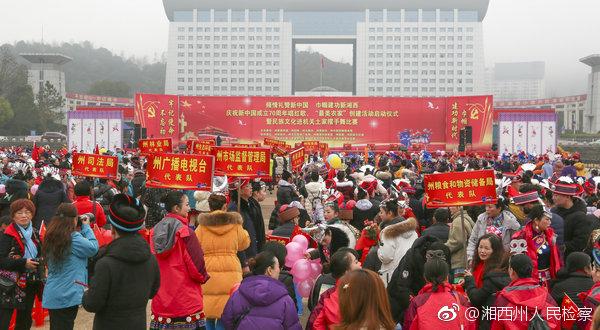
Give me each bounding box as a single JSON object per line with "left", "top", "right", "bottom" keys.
{"left": 422, "top": 11, "right": 436, "bottom": 22}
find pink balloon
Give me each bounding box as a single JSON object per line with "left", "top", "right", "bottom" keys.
{"left": 309, "top": 261, "right": 323, "bottom": 278}
{"left": 285, "top": 254, "right": 301, "bottom": 269}
{"left": 291, "top": 235, "right": 309, "bottom": 251}
{"left": 297, "top": 279, "right": 315, "bottom": 298}
{"left": 0, "top": 184, "right": 5, "bottom": 194}
{"left": 291, "top": 259, "right": 312, "bottom": 282}
{"left": 285, "top": 242, "right": 304, "bottom": 259}
{"left": 30, "top": 185, "right": 38, "bottom": 195}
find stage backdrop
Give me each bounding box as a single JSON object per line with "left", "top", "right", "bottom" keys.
{"left": 498, "top": 112, "right": 557, "bottom": 155}
{"left": 67, "top": 111, "right": 123, "bottom": 152}
{"left": 135, "top": 94, "right": 494, "bottom": 151}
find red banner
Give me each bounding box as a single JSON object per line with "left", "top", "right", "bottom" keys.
{"left": 424, "top": 170, "right": 497, "bottom": 207}
{"left": 289, "top": 148, "right": 305, "bottom": 171}
{"left": 188, "top": 139, "right": 214, "bottom": 155}
{"left": 135, "top": 94, "right": 493, "bottom": 150}
{"left": 135, "top": 94, "right": 180, "bottom": 139}
{"left": 212, "top": 146, "right": 271, "bottom": 177}
{"left": 145, "top": 153, "right": 214, "bottom": 190}
{"left": 139, "top": 138, "right": 173, "bottom": 154}
{"left": 302, "top": 141, "right": 320, "bottom": 153}
{"left": 232, "top": 143, "right": 261, "bottom": 148}
{"left": 264, "top": 138, "right": 288, "bottom": 149}
{"left": 72, "top": 153, "right": 119, "bottom": 179}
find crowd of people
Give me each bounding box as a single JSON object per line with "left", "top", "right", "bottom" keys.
{"left": 0, "top": 145, "right": 599, "bottom": 329}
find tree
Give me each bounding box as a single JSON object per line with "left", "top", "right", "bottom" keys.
{"left": 88, "top": 80, "right": 131, "bottom": 98}
{"left": 0, "top": 45, "right": 29, "bottom": 98}
{"left": 36, "top": 81, "right": 65, "bottom": 132}
{"left": 4, "top": 84, "right": 38, "bottom": 135}
{"left": 0, "top": 97, "right": 14, "bottom": 126}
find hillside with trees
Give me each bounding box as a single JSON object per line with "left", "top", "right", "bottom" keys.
{"left": 294, "top": 50, "right": 353, "bottom": 92}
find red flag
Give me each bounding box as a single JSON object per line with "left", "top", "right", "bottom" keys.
{"left": 321, "top": 56, "right": 324, "bottom": 69}
{"left": 39, "top": 221, "right": 46, "bottom": 242}
{"left": 561, "top": 293, "right": 579, "bottom": 329}
{"left": 31, "top": 142, "right": 39, "bottom": 162}
{"left": 94, "top": 145, "right": 100, "bottom": 155}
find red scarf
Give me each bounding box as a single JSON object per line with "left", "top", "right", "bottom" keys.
{"left": 472, "top": 262, "right": 485, "bottom": 288}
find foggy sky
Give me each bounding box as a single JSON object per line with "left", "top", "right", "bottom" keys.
{"left": 1, "top": 0, "right": 598, "bottom": 96}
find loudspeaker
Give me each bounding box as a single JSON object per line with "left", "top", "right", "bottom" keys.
{"left": 464, "top": 126, "right": 472, "bottom": 144}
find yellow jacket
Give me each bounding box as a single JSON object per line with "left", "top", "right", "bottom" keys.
{"left": 195, "top": 211, "right": 250, "bottom": 318}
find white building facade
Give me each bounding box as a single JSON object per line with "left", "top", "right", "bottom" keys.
{"left": 489, "top": 62, "right": 546, "bottom": 101}
{"left": 494, "top": 95, "right": 587, "bottom": 133}
{"left": 581, "top": 55, "right": 600, "bottom": 133}
{"left": 163, "top": 0, "right": 489, "bottom": 97}
{"left": 20, "top": 53, "right": 71, "bottom": 100}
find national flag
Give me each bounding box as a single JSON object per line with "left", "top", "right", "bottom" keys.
{"left": 31, "top": 142, "right": 40, "bottom": 162}
{"left": 321, "top": 56, "right": 325, "bottom": 69}
{"left": 561, "top": 293, "right": 579, "bottom": 329}
{"left": 39, "top": 221, "right": 46, "bottom": 242}
{"left": 94, "top": 144, "right": 100, "bottom": 155}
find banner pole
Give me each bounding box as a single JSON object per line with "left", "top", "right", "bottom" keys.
{"left": 237, "top": 177, "right": 241, "bottom": 213}
{"left": 460, "top": 206, "right": 469, "bottom": 270}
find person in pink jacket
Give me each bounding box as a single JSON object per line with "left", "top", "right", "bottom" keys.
{"left": 150, "top": 191, "right": 209, "bottom": 330}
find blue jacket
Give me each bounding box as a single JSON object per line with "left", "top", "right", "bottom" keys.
{"left": 42, "top": 224, "right": 99, "bottom": 309}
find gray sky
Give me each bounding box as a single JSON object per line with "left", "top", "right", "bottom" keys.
{"left": 1, "top": 0, "right": 599, "bottom": 95}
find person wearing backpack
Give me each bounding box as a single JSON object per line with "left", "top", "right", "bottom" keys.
{"left": 491, "top": 254, "right": 560, "bottom": 330}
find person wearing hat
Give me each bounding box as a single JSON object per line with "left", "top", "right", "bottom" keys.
{"left": 549, "top": 252, "right": 594, "bottom": 308}
{"left": 248, "top": 180, "right": 267, "bottom": 252}
{"left": 551, "top": 178, "right": 596, "bottom": 258}
{"left": 271, "top": 204, "right": 301, "bottom": 240}
{"left": 516, "top": 185, "right": 565, "bottom": 256}
{"left": 83, "top": 194, "right": 160, "bottom": 330}
{"left": 511, "top": 204, "right": 561, "bottom": 284}
{"left": 491, "top": 254, "right": 559, "bottom": 330}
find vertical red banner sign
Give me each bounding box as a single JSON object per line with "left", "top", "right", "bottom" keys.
{"left": 145, "top": 153, "right": 214, "bottom": 190}
{"left": 289, "top": 147, "right": 305, "bottom": 171}
{"left": 424, "top": 170, "right": 497, "bottom": 207}
{"left": 212, "top": 146, "right": 271, "bottom": 177}
{"left": 72, "top": 153, "right": 119, "bottom": 178}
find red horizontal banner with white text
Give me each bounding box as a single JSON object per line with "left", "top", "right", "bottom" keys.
{"left": 211, "top": 146, "right": 271, "bottom": 177}
{"left": 424, "top": 170, "right": 497, "bottom": 207}
{"left": 139, "top": 138, "right": 173, "bottom": 154}
{"left": 72, "top": 153, "right": 119, "bottom": 179}
{"left": 134, "top": 94, "right": 494, "bottom": 150}
{"left": 145, "top": 153, "right": 214, "bottom": 190}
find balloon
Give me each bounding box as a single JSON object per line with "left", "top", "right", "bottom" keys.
{"left": 329, "top": 154, "right": 342, "bottom": 169}
{"left": 285, "top": 242, "right": 304, "bottom": 259}
{"left": 291, "top": 235, "right": 309, "bottom": 251}
{"left": 285, "top": 254, "right": 301, "bottom": 269}
{"left": 291, "top": 259, "right": 312, "bottom": 282}
{"left": 309, "top": 261, "right": 323, "bottom": 278}
{"left": 297, "top": 279, "right": 315, "bottom": 298}
{"left": 285, "top": 242, "right": 304, "bottom": 268}
{"left": 0, "top": 184, "right": 5, "bottom": 194}
{"left": 30, "top": 185, "right": 38, "bottom": 195}
{"left": 326, "top": 154, "right": 336, "bottom": 164}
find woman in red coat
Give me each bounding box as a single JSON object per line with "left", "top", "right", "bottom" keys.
{"left": 511, "top": 204, "right": 561, "bottom": 286}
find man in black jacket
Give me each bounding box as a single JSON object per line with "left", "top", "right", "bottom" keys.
{"left": 83, "top": 194, "right": 160, "bottom": 330}
{"left": 248, "top": 180, "right": 267, "bottom": 252}
{"left": 421, "top": 208, "right": 450, "bottom": 243}
{"left": 551, "top": 180, "right": 594, "bottom": 257}
{"left": 550, "top": 252, "right": 594, "bottom": 307}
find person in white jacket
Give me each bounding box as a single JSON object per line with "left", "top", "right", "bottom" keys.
{"left": 304, "top": 171, "right": 325, "bottom": 220}
{"left": 377, "top": 216, "right": 418, "bottom": 287}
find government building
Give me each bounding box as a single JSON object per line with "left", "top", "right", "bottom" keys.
{"left": 163, "top": 0, "right": 489, "bottom": 97}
